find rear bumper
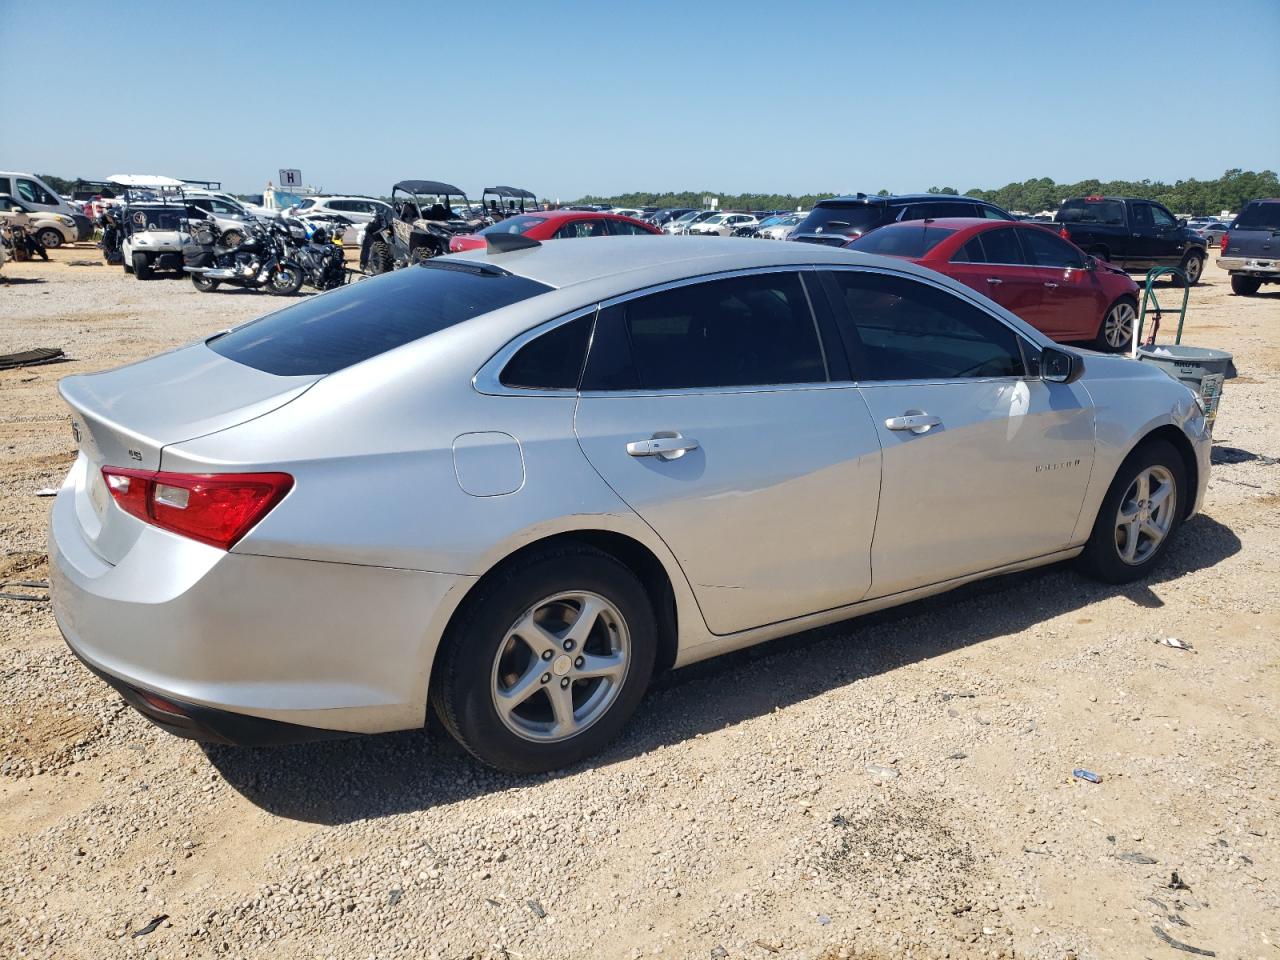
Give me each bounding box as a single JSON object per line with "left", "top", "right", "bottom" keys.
{"left": 48, "top": 475, "right": 471, "bottom": 737}
{"left": 1217, "top": 256, "right": 1279, "bottom": 277}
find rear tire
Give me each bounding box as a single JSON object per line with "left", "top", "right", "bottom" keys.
{"left": 1231, "top": 275, "right": 1261, "bottom": 296}
{"left": 1077, "top": 439, "right": 1187, "bottom": 584}
{"left": 1174, "top": 252, "right": 1204, "bottom": 286}
{"left": 1094, "top": 296, "right": 1136, "bottom": 353}
{"left": 132, "top": 252, "right": 152, "bottom": 280}
{"left": 191, "top": 274, "right": 220, "bottom": 293}
{"left": 365, "top": 240, "right": 392, "bottom": 275}
{"left": 431, "top": 544, "right": 657, "bottom": 774}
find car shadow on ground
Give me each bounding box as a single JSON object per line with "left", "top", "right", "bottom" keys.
{"left": 1, "top": 276, "right": 48, "bottom": 285}
{"left": 205, "top": 513, "right": 1241, "bottom": 824}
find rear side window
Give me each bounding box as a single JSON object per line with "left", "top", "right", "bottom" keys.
{"left": 848, "top": 224, "right": 956, "bottom": 258}
{"left": 826, "top": 271, "right": 1026, "bottom": 381}
{"left": 583, "top": 272, "right": 826, "bottom": 391}
{"left": 500, "top": 314, "right": 593, "bottom": 390}
{"left": 1058, "top": 198, "right": 1126, "bottom": 226}
{"left": 209, "top": 264, "right": 552, "bottom": 376}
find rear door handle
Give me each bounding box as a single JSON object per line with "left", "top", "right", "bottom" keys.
{"left": 1043, "top": 281, "right": 1059, "bottom": 288}
{"left": 986, "top": 277, "right": 1003, "bottom": 285}
{"left": 627, "top": 435, "right": 699, "bottom": 460}
{"left": 885, "top": 414, "right": 941, "bottom": 434}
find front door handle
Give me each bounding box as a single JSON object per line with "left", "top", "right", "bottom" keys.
{"left": 1043, "top": 281, "right": 1059, "bottom": 288}
{"left": 986, "top": 277, "right": 1003, "bottom": 285}
{"left": 627, "top": 435, "right": 699, "bottom": 460}
{"left": 885, "top": 414, "right": 941, "bottom": 434}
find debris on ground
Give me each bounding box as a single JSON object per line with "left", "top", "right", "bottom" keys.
{"left": 0, "top": 347, "right": 68, "bottom": 370}
{"left": 66, "top": 260, "right": 103, "bottom": 267}
{"left": 1073, "top": 768, "right": 1102, "bottom": 784}
{"left": 1152, "top": 925, "right": 1216, "bottom": 956}
{"left": 34, "top": 488, "right": 58, "bottom": 497}
{"left": 0, "top": 580, "right": 50, "bottom": 602}
{"left": 1115, "top": 851, "right": 1158, "bottom": 865}
{"left": 130, "top": 915, "right": 168, "bottom": 938}
{"left": 525, "top": 900, "right": 546, "bottom": 919}
{"left": 1169, "top": 871, "right": 1191, "bottom": 891}
{"left": 1158, "top": 636, "right": 1195, "bottom": 652}
{"left": 865, "top": 763, "right": 900, "bottom": 781}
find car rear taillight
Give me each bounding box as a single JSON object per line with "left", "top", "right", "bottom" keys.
{"left": 1059, "top": 227, "right": 1071, "bottom": 241}
{"left": 101, "top": 467, "right": 293, "bottom": 550}
{"left": 1220, "top": 232, "right": 1228, "bottom": 253}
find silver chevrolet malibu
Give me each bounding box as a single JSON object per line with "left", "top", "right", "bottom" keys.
{"left": 49, "top": 236, "right": 1211, "bottom": 772}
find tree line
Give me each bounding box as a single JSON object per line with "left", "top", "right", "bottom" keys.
{"left": 575, "top": 169, "right": 1277, "bottom": 216}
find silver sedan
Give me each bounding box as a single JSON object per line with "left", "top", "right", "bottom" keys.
{"left": 49, "top": 237, "right": 1211, "bottom": 772}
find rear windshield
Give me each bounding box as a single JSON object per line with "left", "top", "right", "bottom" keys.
{"left": 796, "top": 203, "right": 883, "bottom": 235}
{"left": 479, "top": 215, "right": 545, "bottom": 236}
{"left": 208, "top": 264, "right": 552, "bottom": 376}
{"left": 1235, "top": 201, "right": 1280, "bottom": 231}
{"left": 847, "top": 224, "right": 957, "bottom": 258}
{"left": 1057, "top": 198, "right": 1126, "bottom": 226}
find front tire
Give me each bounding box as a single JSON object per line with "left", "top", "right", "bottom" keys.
{"left": 132, "top": 252, "right": 152, "bottom": 280}
{"left": 432, "top": 544, "right": 657, "bottom": 773}
{"left": 1174, "top": 252, "right": 1204, "bottom": 286}
{"left": 1077, "top": 440, "right": 1186, "bottom": 584}
{"left": 1095, "top": 296, "right": 1136, "bottom": 352}
{"left": 365, "top": 239, "right": 392, "bottom": 275}
{"left": 1231, "top": 275, "right": 1261, "bottom": 296}
{"left": 268, "top": 263, "right": 303, "bottom": 296}
{"left": 37, "top": 228, "right": 63, "bottom": 249}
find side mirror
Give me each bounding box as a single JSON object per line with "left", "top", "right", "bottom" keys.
{"left": 1177, "top": 218, "right": 1187, "bottom": 228}
{"left": 1041, "top": 346, "right": 1084, "bottom": 384}
{"left": 1084, "top": 255, "right": 1097, "bottom": 271}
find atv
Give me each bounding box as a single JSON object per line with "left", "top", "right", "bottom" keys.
{"left": 361, "top": 180, "right": 480, "bottom": 275}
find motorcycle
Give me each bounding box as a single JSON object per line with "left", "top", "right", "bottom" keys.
{"left": 183, "top": 217, "right": 303, "bottom": 295}
{"left": 283, "top": 219, "right": 347, "bottom": 291}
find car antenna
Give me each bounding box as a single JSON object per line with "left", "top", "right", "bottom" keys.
{"left": 486, "top": 233, "right": 542, "bottom": 254}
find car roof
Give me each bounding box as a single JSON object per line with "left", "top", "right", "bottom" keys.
{"left": 820, "top": 193, "right": 987, "bottom": 205}
{"left": 448, "top": 235, "right": 945, "bottom": 292}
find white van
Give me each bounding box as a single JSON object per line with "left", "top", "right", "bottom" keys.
{"left": 0, "top": 172, "right": 92, "bottom": 241}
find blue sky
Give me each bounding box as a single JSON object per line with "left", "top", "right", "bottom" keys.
{"left": 4, "top": 0, "right": 1277, "bottom": 199}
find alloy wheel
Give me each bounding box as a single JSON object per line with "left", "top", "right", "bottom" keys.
{"left": 1183, "top": 255, "right": 1203, "bottom": 284}
{"left": 1114, "top": 465, "right": 1177, "bottom": 565}
{"left": 1104, "top": 302, "right": 1135, "bottom": 349}
{"left": 490, "top": 591, "right": 630, "bottom": 743}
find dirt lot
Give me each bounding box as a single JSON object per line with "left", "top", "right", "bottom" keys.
{"left": 1, "top": 248, "right": 1277, "bottom": 960}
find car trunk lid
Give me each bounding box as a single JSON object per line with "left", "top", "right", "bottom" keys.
{"left": 59, "top": 343, "right": 319, "bottom": 564}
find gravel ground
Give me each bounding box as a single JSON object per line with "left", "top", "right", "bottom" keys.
{"left": 1, "top": 247, "right": 1277, "bottom": 960}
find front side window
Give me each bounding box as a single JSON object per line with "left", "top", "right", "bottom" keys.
{"left": 582, "top": 272, "right": 826, "bottom": 391}
{"left": 17, "top": 178, "right": 57, "bottom": 205}
{"left": 1018, "top": 227, "right": 1087, "bottom": 269}
{"left": 972, "top": 226, "right": 1027, "bottom": 266}
{"left": 1131, "top": 203, "right": 1154, "bottom": 229}
{"left": 608, "top": 219, "right": 652, "bottom": 235}
{"left": 1150, "top": 204, "right": 1175, "bottom": 228}
{"left": 555, "top": 219, "right": 609, "bottom": 239}
{"left": 826, "top": 271, "right": 1026, "bottom": 382}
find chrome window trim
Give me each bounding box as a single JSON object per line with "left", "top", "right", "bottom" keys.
{"left": 473, "top": 305, "right": 600, "bottom": 398}
{"left": 819, "top": 262, "right": 1048, "bottom": 385}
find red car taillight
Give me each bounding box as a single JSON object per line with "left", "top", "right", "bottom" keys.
{"left": 1059, "top": 227, "right": 1071, "bottom": 241}
{"left": 1220, "top": 232, "right": 1228, "bottom": 253}
{"left": 101, "top": 467, "right": 293, "bottom": 550}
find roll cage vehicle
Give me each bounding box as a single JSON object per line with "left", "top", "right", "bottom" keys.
{"left": 482, "top": 185, "right": 540, "bottom": 221}
{"left": 105, "top": 175, "right": 193, "bottom": 280}
{"left": 362, "top": 180, "right": 478, "bottom": 274}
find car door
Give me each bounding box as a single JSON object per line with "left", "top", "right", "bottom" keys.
{"left": 1126, "top": 201, "right": 1159, "bottom": 269}
{"left": 573, "top": 269, "right": 882, "bottom": 635}
{"left": 1015, "top": 226, "right": 1104, "bottom": 342}
{"left": 1146, "top": 202, "right": 1187, "bottom": 266}
{"left": 944, "top": 226, "right": 1044, "bottom": 321}
{"left": 820, "top": 267, "right": 1095, "bottom": 596}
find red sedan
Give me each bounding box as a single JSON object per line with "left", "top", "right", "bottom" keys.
{"left": 449, "top": 210, "right": 660, "bottom": 253}
{"left": 846, "top": 218, "right": 1141, "bottom": 351}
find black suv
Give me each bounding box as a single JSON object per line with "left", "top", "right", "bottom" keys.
{"left": 790, "top": 193, "right": 1013, "bottom": 246}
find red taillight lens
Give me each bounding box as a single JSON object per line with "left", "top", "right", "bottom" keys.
{"left": 101, "top": 467, "right": 293, "bottom": 550}
{"left": 1220, "top": 232, "right": 1228, "bottom": 252}
{"left": 1059, "top": 227, "right": 1071, "bottom": 241}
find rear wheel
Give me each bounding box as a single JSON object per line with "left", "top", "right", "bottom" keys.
{"left": 1231, "top": 275, "right": 1261, "bottom": 296}
{"left": 191, "top": 274, "right": 220, "bottom": 293}
{"left": 132, "top": 252, "right": 152, "bottom": 280}
{"left": 1095, "top": 296, "right": 1136, "bottom": 352}
{"left": 1077, "top": 439, "right": 1186, "bottom": 584}
{"left": 1174, "top": 252, "right": 1204, "bottom": 286}
{"left": 37, "top": 228, "right": 63, "bottom": 249}
{"left": 432, "top": 544, "right": 657, "bottom": 773}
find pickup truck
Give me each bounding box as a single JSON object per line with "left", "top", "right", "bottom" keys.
{"left": 1218, "top": 198, "right": 1280, "bottom": 296}
{"left": 1053, "top": 195, "right": 1207, "bottom": 285}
